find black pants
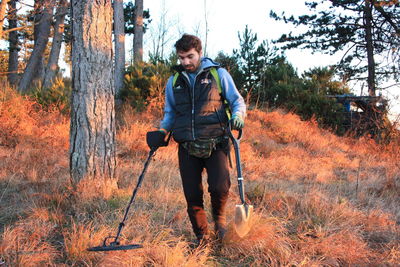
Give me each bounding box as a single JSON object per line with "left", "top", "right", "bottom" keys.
{"left": 178, "top": 143, "right": 231, "bottom": 239}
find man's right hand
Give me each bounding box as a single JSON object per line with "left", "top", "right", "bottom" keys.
{"left": 146, "top": 130, "right": 167, "bottom": 149}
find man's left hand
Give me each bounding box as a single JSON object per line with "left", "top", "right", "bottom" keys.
{"left": 231, "top": 114, "right": 244, "bottom": 130}
{"left": 146, "top": 130, "right": 167, "bottom": 149}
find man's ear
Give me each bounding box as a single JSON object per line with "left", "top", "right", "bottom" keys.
{"left": 199, "top": 50, "right": 203, "bottom": 57}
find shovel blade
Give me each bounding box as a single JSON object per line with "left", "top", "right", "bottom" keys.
{"left": 234, "top": 204, "right": 254, "bottom": 238}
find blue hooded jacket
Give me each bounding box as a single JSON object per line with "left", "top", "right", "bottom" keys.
{"left": 160, "top": 57, "right": 246, "bottom": 139}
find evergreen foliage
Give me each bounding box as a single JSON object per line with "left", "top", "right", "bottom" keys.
{"left": 120, "top": 62, "right": 173, "bottom": 111}
{"left": 123, "top": 2, "right": 151, "bottom": 34}
{"left": 270, "top": 0, "right": 400, "bottom": 92}
{"left": 30, "top": 77, "right": 72, "bottom": 114}
{"left": 228, "top": 26, "right": 350, "bottom": 134}
{"left": 0, "top": 49, "right": 7, "bottom": 75}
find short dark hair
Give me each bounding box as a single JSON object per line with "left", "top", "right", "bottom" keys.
{"left": 174, "top": 34, "right": 202, "bottom": 53}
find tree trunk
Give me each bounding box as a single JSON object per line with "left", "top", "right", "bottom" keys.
{"left": 0, "top": 0, "right": 9, "bottom": 39}
{"left": 364, "top": 0, "right": 376, "bottom": 96}
{"left": 113, "top": 0, "right": 125, "bottom": 97}
{"left": 133, "top": 0, "right": 143, "bottom": 62}
{"left": 7, "top": 0, "right": 18, "bottom": 86}
{"left": 18, "top": 0, "right": 54, "bottom": 92}
{"left": 42, "top": 0, "right": 68, "bottom": 89}
{"left": 70, "top": 0, "right": 116, "bottom": 184}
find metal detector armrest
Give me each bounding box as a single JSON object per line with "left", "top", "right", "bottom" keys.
{"left": 160, "top": 131, "right": 172, "bottom": 147}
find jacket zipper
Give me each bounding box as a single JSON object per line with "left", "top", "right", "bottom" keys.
{"left": 182, "top": 68, "right": 206, "bottom": 141}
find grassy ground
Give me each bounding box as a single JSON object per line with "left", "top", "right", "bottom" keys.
{"left": 1, "top": 87, "right": 400, "bottom": 266}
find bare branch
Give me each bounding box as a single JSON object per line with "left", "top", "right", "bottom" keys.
{"left": 373, "top": 2, "right": 400, "bottom": 34}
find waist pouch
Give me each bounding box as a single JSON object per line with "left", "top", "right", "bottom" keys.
{"left": 182, "top": 136, "right": 228, "bottom": 158}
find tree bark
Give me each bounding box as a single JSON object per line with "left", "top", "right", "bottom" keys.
{"left": 70, "top": 0, "right": 116, "bottom": 183}
{"left": 364, "top": 0, "right": 376, "bottom": 96}
{"left": 0, "top": 0, "right": 9, "bottom": 39}
{"left": 113, "top": 0, "right": 125, "bottom": 97}
{"left": 42, "top": 0, "right": 68, "bottom": 89}
{"left": 133, "top": 0, "right": 143, "bottom": 62}
{"left": 7, "top": 0, "right": 18, "bottom": 86}
{"left": 18, "top": 0, "right": 54, "bottom": 92}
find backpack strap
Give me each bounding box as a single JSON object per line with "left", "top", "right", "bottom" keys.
{"left": 172, "top": 72, "right": 180, "bottom": 87}
{"left": 210, "top": 67, "right": 232, "bottom": 120}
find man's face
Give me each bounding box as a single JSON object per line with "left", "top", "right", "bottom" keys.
{"left": 177, "top": 48, "right": 202, "bottom": 73}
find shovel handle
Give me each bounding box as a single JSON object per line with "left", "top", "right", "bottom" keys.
{"left": 227, "top": 121, "right": 242, "bottom": 141}
{"left": 226, "top": 124, "right": 246, "bottom": 205}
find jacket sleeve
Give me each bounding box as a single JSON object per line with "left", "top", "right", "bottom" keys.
{"left": 218, "top": 68, "right": 247, "bottom": 119}
{"left": 159, "top": 76, "right": 176, "bottom": 131}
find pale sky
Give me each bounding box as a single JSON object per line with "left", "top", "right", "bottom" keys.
{"left": 141, "top": 0, "right": 338, "bottom": 74}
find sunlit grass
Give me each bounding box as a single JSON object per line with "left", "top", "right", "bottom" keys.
{"left": 1, "top": 86, "right": 400, "bottom": 266}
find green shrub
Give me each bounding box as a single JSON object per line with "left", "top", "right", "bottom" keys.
{"left": 120, "top": 62, "right": 172, "bottom": 111}
{"left": 30, "top": 77, "right": 72, "bottom": 114}
{"left": 288, "top": 90, "right": 347, "bottom": 135}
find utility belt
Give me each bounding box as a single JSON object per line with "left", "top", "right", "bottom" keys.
{"left": 181, "top": 135, "right": 230, "bottom": 158}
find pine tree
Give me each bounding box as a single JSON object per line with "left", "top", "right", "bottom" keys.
{"left": 70, "top": 0, "right": 116, "bottom": 183}
{"left": 270, "top": 0, "right": 400, "bottom": 96}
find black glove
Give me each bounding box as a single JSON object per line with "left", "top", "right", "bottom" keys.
{"left": 146, "top": 130, "right": 167, "bottom": 149}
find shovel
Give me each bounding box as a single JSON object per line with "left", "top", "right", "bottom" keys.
{"left": 227, "top": 125, "right": 253, "bottom": 238}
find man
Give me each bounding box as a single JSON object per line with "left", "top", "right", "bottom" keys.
{"left": 147, "top": 34, "right": 246, "bottom": 245}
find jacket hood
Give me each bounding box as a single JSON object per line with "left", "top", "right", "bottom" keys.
{"left": 200, "top": 57, "right": 220, "bottom": 70}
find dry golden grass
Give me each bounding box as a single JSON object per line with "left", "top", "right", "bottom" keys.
{"left": 1, "top": 86, "right": 400, "bottom": 266}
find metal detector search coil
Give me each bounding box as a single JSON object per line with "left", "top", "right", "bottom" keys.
{"left": 87, "top": 145, "right": 164, "bottom": 252}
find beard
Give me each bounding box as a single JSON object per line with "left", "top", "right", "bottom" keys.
{"left": 184, "top": 64, "right": 196, "bottom": 72}
{"left": 183, "top": 61, "right": 201, "bottom": 73}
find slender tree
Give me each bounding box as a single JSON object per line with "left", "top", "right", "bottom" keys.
{"left": 364, "top": 0, "right": 376, "bottom": 96}
{"left": 123, "top": 2, "right": 150, "bottom": 64}
{"left": 0, "top": 0, "right": 9, "bottom": 39}
{"left": 18, "top": 13, "right": 36, "bottom": 69}
{"left": 148, "top": 0, "right": 173, "bottom": 62}
{"left": 42, "top": 0, "right": 68, "bottom": 89}
{"left": 70, "top": 0, "right": 116, "bottom": 183}
{"left": 203, "top": 0, "right": 208, "bottom": 57}
{"left": 7, "top": 0, "right": 18, "bottom": 86}
{"left": 233, "top": 25, "right": 278, "bottom": 102}
{"left": 133, "top": 0, "right": 143, "bottom": 62}
{"left": 114, "top": 0, "right": 125, "bottom": 97}
{"left": 18, "top": 0, "right": 54, "bottom": 92}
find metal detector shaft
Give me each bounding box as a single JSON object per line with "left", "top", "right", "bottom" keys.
{"left": 88, "top": 132, "right": 172, "bottom": 252}
{"left": 112, "top": 148, "right": 157, "bottom": 245}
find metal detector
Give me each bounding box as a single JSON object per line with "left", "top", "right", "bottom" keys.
{"left": 88, "top": 133, "right": 170, "bottom": 252}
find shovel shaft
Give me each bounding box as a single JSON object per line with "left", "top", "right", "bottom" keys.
{"left": 227, "top": 127, "right": 246, "bottom": 205}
